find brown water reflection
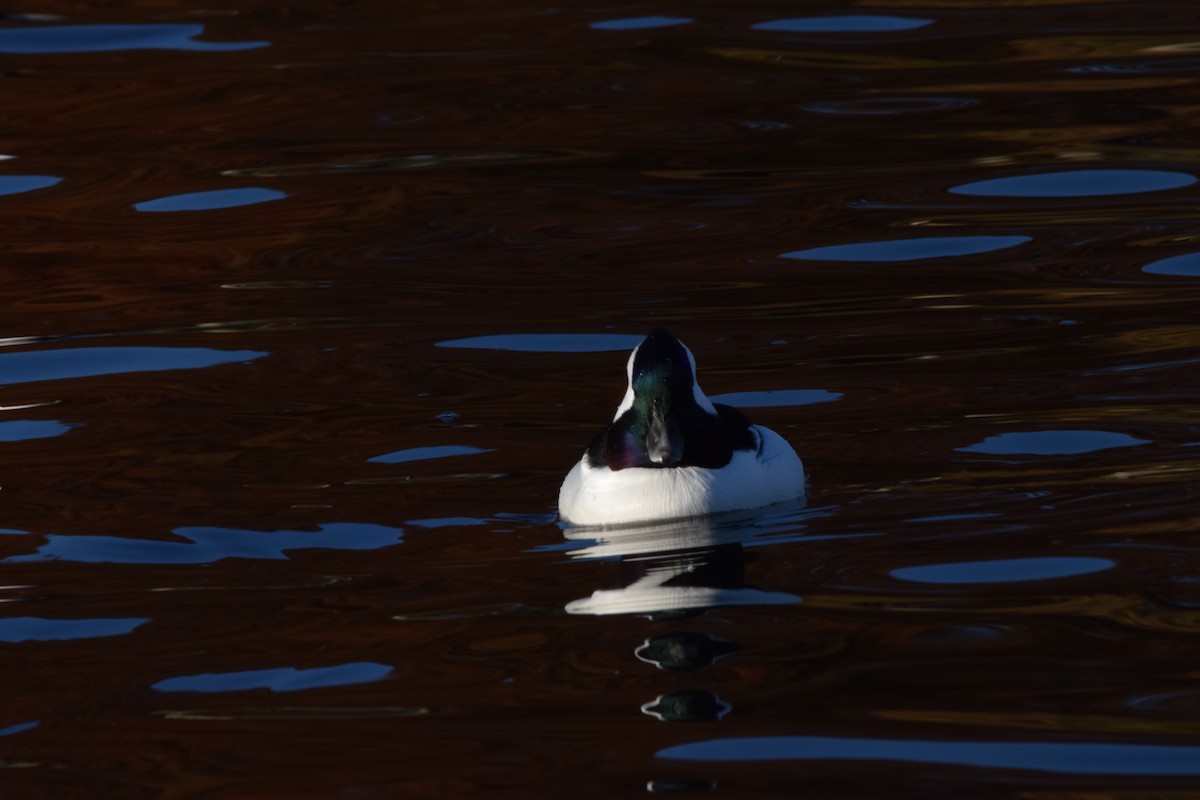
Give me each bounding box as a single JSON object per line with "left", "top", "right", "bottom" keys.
{"left": 1, "top": 0, "right": 1200, "bottom": 796}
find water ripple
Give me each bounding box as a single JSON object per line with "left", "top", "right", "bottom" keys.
{"left": 950, "top": 169, "right": 1196, "bottom": 198}
{"left": 658, "top": 736, "right": 1200, "bottom": 775}
{"left": 134, "top": 188, "right": 286, "bottom": 213}
{"left": 0, "top": 175, "right": 61, "bottom": 196}
{"left": 958, "top": 430, "right": 1151, "bottom": 456}
{"left": 0, "top": 419, "right": 73, "bottom": 442}
{"left": 437, "top": 333, "right": 643, "bottom": 352}
{"left": 752, "top": 16, "right": 933, "bottom": 33}
{"left": 0, "top": 346, "right": 268, "bottom": 386}
{"left": 781, "top": 235, "right": 1030, "bottom": 262}
{"left": 1143, "top": 252, "right": 1200, "bottom": 277}
{"left": 0, "top": 23, "right": 268, "bottom": 53}
{"left": 369, "top": 445, "right": 493, "bottom": 464}
{"left": 1066, "top": 58, "right": 1200, "bottom": 74}
{"left": 589, "top": 16, "right": 692, "bottom": 31}
{"left": 153, "top": 662, "right": 393, "bottom": 693}
{"left": 710, "top": 389, "right": 841, "bottom": 407}
{"left": 891, "top": 557, "right": 1114, "bottom": 585}
{"left": 803, "top": 97, "right": 975, "bottom": 115}
{"left": 0, "top": 721, "right": 38, "bottom": 737}
{"left": 0, "top": 616, "right": 149, "bottom": 642}
{"left": 7, "top": 523, "right": 405, "bottom": 565}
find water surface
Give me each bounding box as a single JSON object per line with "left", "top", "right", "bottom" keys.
{"left": 1, "top": 1, "right": 1199, "bottom": 797}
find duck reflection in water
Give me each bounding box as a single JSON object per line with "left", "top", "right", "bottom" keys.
{"left": 562, "top": 509, "right": 806, "bottom": 725}
{"left": 562, "top": 509, "right": 805, "bottom": 619}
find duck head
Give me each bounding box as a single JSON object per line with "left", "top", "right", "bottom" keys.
{"left": 594, "top": 328, "right": 723, "bottom": 470}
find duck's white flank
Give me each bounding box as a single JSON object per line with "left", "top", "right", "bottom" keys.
{"left": 558, "top": 425, "right": 804, "bottom": 526}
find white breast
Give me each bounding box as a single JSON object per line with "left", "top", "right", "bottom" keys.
{"left": 558, "top": 425, "right": 805, "bottom": 527}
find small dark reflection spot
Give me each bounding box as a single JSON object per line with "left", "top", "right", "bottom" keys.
{"left": 641, "top": 690, "right": 731, "bottom": 722}
{"left": 636, "top": 632, "right": 738, "bottom": 671}
{"left": 646, "top": 778, "right": 717, "bottom": 792}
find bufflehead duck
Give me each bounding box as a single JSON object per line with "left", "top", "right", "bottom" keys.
{"left": 558, "top": 328, "right": 805, "bottom": 526}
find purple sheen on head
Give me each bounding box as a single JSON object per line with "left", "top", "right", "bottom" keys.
{"left": 608, "top": 429, "right": 651, "bottom": 470}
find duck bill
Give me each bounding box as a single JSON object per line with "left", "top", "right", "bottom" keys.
{"left": 646, "top": 411, "right": 683, "bottom": 465}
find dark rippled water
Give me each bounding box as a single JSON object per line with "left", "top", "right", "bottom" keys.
{"left": 3, "top": 2, "right": 1200, "bottom": 796}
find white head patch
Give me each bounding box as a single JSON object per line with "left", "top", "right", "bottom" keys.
{"left": 683, "top": 341, "right": 718, "bottom": 415}
{"left": 612, "top": 340, "right": 640, "bottom": 420}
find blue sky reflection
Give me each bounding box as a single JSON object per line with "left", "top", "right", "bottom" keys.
{"left": 0, "top": 23, "right": 268, "bottom": 53}
{"left": 0, "top": 175, "right": 61, "bottom": 196}
{"left": 437, "top": 333, "right": 643, "bottom": 352}
{"left": 153, "top": 662, "right": 392, "bottom": 693}
{"left": 958, "top": 430, "right": 1150, "bottom": 455}
{"left": 0, "top": 346, "right": 267, "bottom": 387}
{"left": 710, "top": 389, "right": 841, "bottom": 407}
{"left": 892, "top": 556, "right": 1114, "bottom": 584}
{"left": 0, "top": 616, "right": 149, "bottom": 642}
{"left": 658, "top": 736, "right": 1200, "bottom": 775}
{"left": 590, "top": 16, "right": 693, "bottom": 30}
{"left": 1143, "top": 252, "right": 1200, "bottom": 277}
{"left": 753, "top": 16, "right": 933, "bottom": 33}
{"left": 0, "top": 420, "right": 73, "bottom": 442}
{"left": 369, "top": 445, "right": 492, "bottom": 464}
{"left": 951, "top": 169, "right": 1196, "bottom": 197}
{"left": 782, "top": 235, "right": 1030, "bottom": 262}
{"left": 7, "top": 523, "right": 405, "bottom": 565}
{"left": 135, "top": 188, "right": 286, "bottom": 212}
